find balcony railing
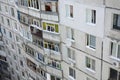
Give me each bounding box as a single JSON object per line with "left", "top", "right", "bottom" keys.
{"left": 43, "top": 31, "right": 60, "bottom": 42}
{"left": 41, "top": 11, "right": 58, "bottom": 21}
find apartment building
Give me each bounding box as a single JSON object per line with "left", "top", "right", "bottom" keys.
{"left": 0, "top": 0, "right": 120, "bottom": 80}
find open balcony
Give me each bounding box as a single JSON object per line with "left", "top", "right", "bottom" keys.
{"left": 41, "top": 1, "right": 58, "bottom": 21}
{"left": 26, "top": 58, "right": 37, "bottom": 73}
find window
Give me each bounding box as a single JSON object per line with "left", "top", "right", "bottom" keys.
{"left": 43, "top": 22, "right": 59, "bottom": 33}
{"left": 86, "top": 57, "right": 95, "bottom": 71}
{"left": 19, "top": 0, "right": 28, "bottom": 6}
{"left": 18, "top": 48, "right": 21, "bottom": 54}
{"left": 48, "top": 59, "right": 61, "bottom": 69}
{"left": 14, "top": 55, "right": 16, "bottom": 60}
{"left": 27, "top": 59, "right": 37, "bottom": 72}
{"left": 66, "top": 27, "right": 74, "bottom": 40}
{"left": 113, "top": 14, "right": 120, "bottom": 30}
{"left": 44, "top": 41, "right": 59, "bottom": 52}
{"left": 5, "top": 6, "right": 8, "bottom": 12}
{"left": 66, "top": 4, "right": 73, "bottom": 18}
{"left": 111, "top": 42, "right": 120, "bottom": 59}
{"left": 33, "top": 38, "right": 43, "bottom": 48}
{"left": 50, "top": 75, "right": 60, "bottom": 80}
{"left": 3, "top": 28, "right": 6, "bottom": 34}
{"left": 20, "top": 13, "right": 28, "bottom": 24}
{"left": 11, "top": 44, "right": 14, "bottom": 49}
{"left": 25, "top": 45, "right": 35, "bottom": 56}
{"left": 11, "top": 8, "right": 15, "bottom": 17}
{"left": 37, "top": 53, "right": 44, "bottom": 62}
{"left": 9, "top": 32, "right": 12, "bottom": 38}
{"left": 32, "top": 19, "right": 40, "bottom": 27}
{"left": 87, "top": 34, "right": 96, "bottom": 49}
{"left": 0, "top": 3, "right": 2, "bottom": 11}
{"left": 38, "top": 68, "right": 46, "bottom": 78}
{"left": 109, "top": 68, "right": 120, "bottom": 80}
{"left": 45, "top": 2, "right": 52, "bottom": 11}
{"left": 68, "top": 48, "right": 75, "bottom": 61}
{"left": 28, "top": 0, "right": 39, "bottom": 9}
{"left": 1, "top": 16, "right": 4, "bottom": 24}
{"left": 7, "top": 19, "right": 10, "bottom": 26}
{"left": 14, "top": 22, "right": 17, "bottom": 30}
{"left": 86, "top": 9, "right": 96, "bottom": 24}
{"left": 20, "top": 60, "right": 23, "bottom": 67}
{"left": 69, "top": 67, "right": 76, "bottom": 79}
{"left": 22, "top": 72, "right": 25, "bottom": 77}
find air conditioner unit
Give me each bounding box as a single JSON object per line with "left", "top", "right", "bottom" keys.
{"left": 112, "top": 61, "right": 120, "bottom": 68}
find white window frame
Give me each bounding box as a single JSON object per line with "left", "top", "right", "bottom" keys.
{"left": 87, "top": 34, "right": 96, "bottom": 49}
{"left": 44, "top": 41, "right": 59, "bottom": 52}
{"left": 32, "top": 19, "right": 40, "bottom": 27}
{"left": 28, "top": 0, "right": 39, "bottom": 10}
{"left": 68, "top": 48, "right": 75, "bottom": 61}
{"left": 11, "top": 7, "right": 15, "bottom": 17}
{"left": 69, "top": 67, "right": 76, "bottom": 79}
{"left": 65, "top": 4, "right": 73, "bottom": 18}
{"left": 111, "top": 42, "right": 120, "bottom": 59}
{"left": 86, "top": 9, "right": 96, "bottom": 24}
{"left": 48, "top": 59, "right": 61, "bottom": 69}
{"left": 66, "top": 27, "right": 74, "bottom": 40}
{"left": 86, "top": 57, "right": 95, "bottom": 71}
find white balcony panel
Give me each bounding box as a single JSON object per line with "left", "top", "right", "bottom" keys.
{"left": 44, "top": 49, "right": 61, "bottom": 60}
{"left": 46, "top": 66, "right": 62, "bottom": 78}
{"left": 43, "top": 31, "right": 60, "bottom": 42}
{"left": 27, "top": 43, "right": 44, "bottom": 55}
{"left": 18, "top": 7, "right": 29, "bottom": 15}
{"left": 28, "top": 8, "right": 41, "bottom": 18}
{"left": 41, "top": 13, "right": 58, "bottom": 21}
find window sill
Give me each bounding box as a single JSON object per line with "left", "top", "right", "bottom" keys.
{"left": 44, "top": 48, "right": 60, "bottom": 55}
{"left": 67, "top": 38, "right": 75, "bottom": 43}
{"left": 110, "top": 56, "right": 120, "bottom": 62}
{"left": 66, "top": 17, "right": 74, "bottom": 21}
{"left": 111, "top": 28, "right": 120, "bottom": 32}
{"left": 68, "top": 58, "right": 76, "bottom": 63}
{"left": 86, "top": 68, "right": 96, "bottom": 74}
{"left": 86, "top": 46, "right": 96, "bottom": 51}
{"left": 69, "top": 76, "right": 75, "bottom": 80}
{"left": 43, "top": 30, "right": 60, "bottom": 35}
{"left": 30, "top": 24, "right": 42, "bottom": 30}
{"left": 48, "top": 65, "right": 61, "bottom": 70}
{"left": 28, "top": 7, "right": 40, "bottom": 11}
{"left": 86, "top": 22, "right": 96, "bottom": 26}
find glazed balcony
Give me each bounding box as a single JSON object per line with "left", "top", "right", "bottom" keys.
{"left": 42, "top": 22, "right": 60, "bottom": 42}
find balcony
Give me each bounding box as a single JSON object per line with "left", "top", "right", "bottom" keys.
{"left": 43, "top": 31, "right": 60, "bottom": 42}
{"left": 46, "top": 66, "right": 62, "bottom": 78}
{"left": 44, "top": 48, "right": 61, "bottom": 60}
{"left": 41, "top": 11, "right": 58, "bottom": 21}
{"left": 30, "top": 26, "right": 43, "bottom": 38}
